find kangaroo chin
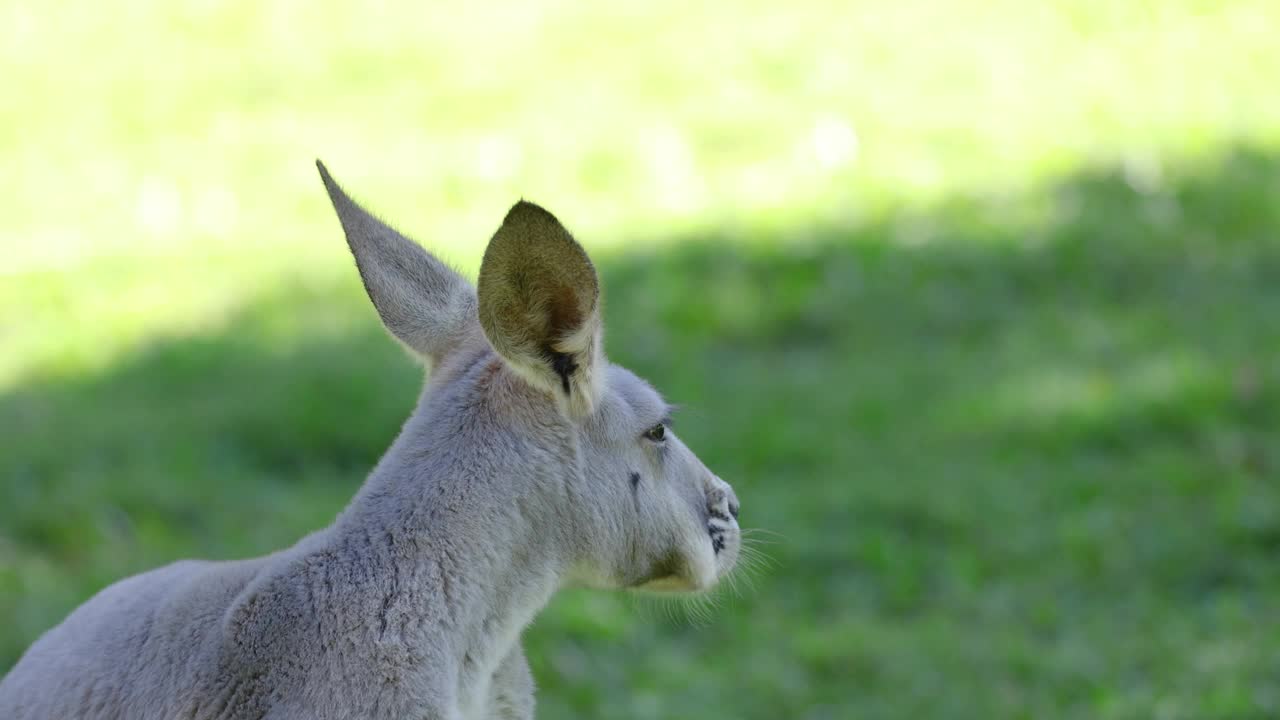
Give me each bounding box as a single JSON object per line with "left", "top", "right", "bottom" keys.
{"left": 0, "top": 161, "right": 742, "bottom": 720}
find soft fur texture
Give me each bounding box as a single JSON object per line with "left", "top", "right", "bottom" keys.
{"left": 0, "top": 162, "right": 742, "bottom": 720}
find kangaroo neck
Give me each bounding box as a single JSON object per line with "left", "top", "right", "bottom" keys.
{"left": 325, "top": 416, "right": 571, "bottom": 704}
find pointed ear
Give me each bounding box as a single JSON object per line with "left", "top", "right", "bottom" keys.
{"left": 478, "top": 201, "right": 604, "bottom": 416}
{"left": 317, "top": 161, "right": 476, "bottom": 363}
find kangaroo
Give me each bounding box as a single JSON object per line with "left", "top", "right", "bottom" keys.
{"left": 0, "top": 162, "right": 742, "bottom": 719}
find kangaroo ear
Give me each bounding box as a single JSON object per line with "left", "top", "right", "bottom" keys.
{"left": 317, "top": 161, "right": 476, "bottom": 363}
{"left": 478, "top": 201, "right": 603, "bottom": 416}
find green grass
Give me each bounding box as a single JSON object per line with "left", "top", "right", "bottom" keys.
{"left": 3, "top": 1, "right": 1280, "bottom": 718}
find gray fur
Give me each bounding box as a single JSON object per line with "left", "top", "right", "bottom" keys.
{"left": 0, "top": 162, "right": 741, "bottom": 720}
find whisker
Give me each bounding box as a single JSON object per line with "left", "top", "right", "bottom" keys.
{"left": 740, "top": 526, "right": 786, "bottom": 535}
{"left": 724, "top": 570, "right": 744, "bottom": 599}
{"left": 735, "top": 553, "right": 777, "bottom": 582}
{"left": 629, "top": 593, "right": 661, "bottom": 623}
{"left": 665, "top": 594, "right": 686, "bottom": 622}
{"left": 739, "top": 540, "right": 777, "bottom": 557}
{"left": 740, "top": 528, "right": 789, "bottom": 541}
{"left": 691, "top": 594, "right": 717, "bottom": 626}
{"left": 738, "top": 543, "right": 779, "bottom": 569}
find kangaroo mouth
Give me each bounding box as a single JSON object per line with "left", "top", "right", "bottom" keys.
{"left": 628, "top": 550, "right": 688, "bottom": 590}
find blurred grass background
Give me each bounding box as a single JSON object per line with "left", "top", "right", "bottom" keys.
{"left": 2, "top": 0, "right": 1280, "bottom": 717}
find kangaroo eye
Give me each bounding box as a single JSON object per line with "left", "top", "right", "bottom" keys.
{"left": 643, "top": 423, "right": 666, "bottom": 442}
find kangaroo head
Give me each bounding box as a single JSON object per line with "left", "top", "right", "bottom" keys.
{"left": 318, "top": 162, "right": 740, "bottom": 594}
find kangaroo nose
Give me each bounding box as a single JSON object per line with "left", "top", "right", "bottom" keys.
{"left": 710, "top": 476, "right": 740, "bottom": 522}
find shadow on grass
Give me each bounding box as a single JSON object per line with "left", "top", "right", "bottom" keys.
{"left": 2, "top": 145, "right": 1278, "bottom": 718}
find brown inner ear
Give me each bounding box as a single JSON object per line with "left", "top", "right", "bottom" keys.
{"left": 477, "top": 200, "right": 603, "bottom": 412}
{"left": 547, "top": 284, "right": 584, "bottom": 339}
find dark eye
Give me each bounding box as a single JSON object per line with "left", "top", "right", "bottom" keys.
{"left": 643, "top": 423, "right": 666, "bottom": 442}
